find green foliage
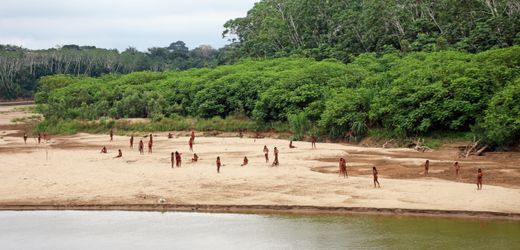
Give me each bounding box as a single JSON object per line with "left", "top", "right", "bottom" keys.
{"left": 0, "top": 42, "right": 220, "bottom": 100}
{"left": 34, "top": 46, "right": 520, "bottom": 148}
{"left": 288, "top": 112, "right": 312, "bottom": 140}
{"left": 35, "top": 116, "right": 287, "bottom": 135}
{"left": 478, "top": 78, "right": 520, "bottom": 148}
{"left": 319, "top": 88, "right": 372, "bottom": 141}
{"left": 224, "top": 0, "right": 520, "bottom": 62}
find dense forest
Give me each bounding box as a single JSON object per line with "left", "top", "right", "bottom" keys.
{"left": 224, "top": 0, "right": 520, "bottom": 59}
{"left": 3, "top": 0, "right": 520, "bottom": 147}
{"left": 0, "top": 42, "right": 235, "bottom": 99}
{"left": 36, "top": 46, "right": 520, "bottom": 148}
{"left": 2, "top": 0, "right": 519, "bottom": 100}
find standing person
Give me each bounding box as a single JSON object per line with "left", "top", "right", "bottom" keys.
{"left": 148, "top": 139, "right": 153, "bottom": 154}
{"left": 37, "top": 133, "right": 41, "bottom": 144}
{"left": 109, "top": 129, "right": 114, "bottom": 141}
{"left": 130, "top": 135, "right": 134, "bottom": 148}
{"left": 138, "top": 140, "right": 144, "bottom": 155}
{"left": 263, "top": 145, "right": 269, "bottom": 163}
{"left": 338, "top": 158, "right": 343, "bottom": 177}
{"left": 216, "top": 156, "right": 221, "bottom": 173}
{"left": 477, "top": 168, "right": 483, "bottom": 190}
{"left": 272, "top": 147, "right": 279, "bottom": 166}
{"left": 339, "top": 158, "right": 347, "bottom": 178}
{"left": 311, "top": 136, "right": 317, "bottom": 149}
{"left": 175, "top": 151, "right": 182, "bottom": 167}
{"left": 241, "top": 156, "right": 249, "bottom": 166}
{"left": 115, "top": 149, "right": 122, "bottom": 158}
{"left": 23, "top": 133, "right": 28, "bottom": 144}
{"left": 188, "top": 137, "right": 194, "bottom": 152}
{"left": 454, "top": 162, "right": 460, "bottom": 176}
{"left": 191, "top": 130, "right": 195, "bottom": 141}
{"left": 171, "top": 152, "right": 175, "bottom": 168}
{"left": 424, "top": 160, "right": 430, "bottom": 175}
{"left": 373, "top": 167, "right": 380, "bottom": 188}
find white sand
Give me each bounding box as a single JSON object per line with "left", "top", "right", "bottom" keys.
{"left": 1, "top": 133, "right": 519, "bottom": 213}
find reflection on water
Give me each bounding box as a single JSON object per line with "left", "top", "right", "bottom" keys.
{"left": 0, "top": 211, "right": 519, "bottom": 250}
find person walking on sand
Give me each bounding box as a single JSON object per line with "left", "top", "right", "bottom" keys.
{"left": 189, "top": 137, "right": 194, "bottom": 152}
{"left": 373, "top": 166, "right": 380, "bottom": 188}
{"left": 100, "top": 146, "right": 107, "bottom": 154}
{"left": 175, "top": 151, "right": 182, "bottom": 167}
{"left": 23, "top": 133, "right": 27, "bottom": 144}
{"left": 216, "top": 156, "right": 221, "bottom": 173}
{"left": 263, "top": 145, "right": 269, "bottom": 163}
{"left": 171, "top": 152, "right": 175, "bottom": 168}
{"left": 338, "top": 158, "right": 343, "bottom": 177}
{"left": 241, "top": 156, "right": 248, "bottom": 166}
{"left": 148, "top": 139, "right": 153, "bottom": 154}
{"left": 109, "top": 129, "right": 114, "bottom": 141}
{"left": 339, "top": 158, "right": 347, "bottom": 178}
{"left": 138, "top": 140, "right": 144, "bottom": 155}
{"left": 130, "top": 135, "right": 134, "bottom": 148}
{"left": 272, "top": 147, "right": 279, "bottom": 167}
{"left": 191, "top": 130, "right": 195, "bottom": 141}
{"left": 192, "top": 153, "right": 199, "bottom": 162}
{"left": 115, "top": 149, "right": 122, "bottom": 158}
{"left": 311, "top": 136, "right": 317, "bottom": 149}
{"left": 477, "top": 168, "right": 483, "bottom": 190}
{"left": 424, "top": 160, "right": 430, "bottom": 175}
{"left": 37, "top": 133, "right": 41, "bottom": 144}
{"left": 454, "top": 161, "right": 460, "bottom": 176}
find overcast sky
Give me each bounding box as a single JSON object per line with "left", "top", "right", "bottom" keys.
{"left": 0, "top": 0, "right": 258, "bottom": 51}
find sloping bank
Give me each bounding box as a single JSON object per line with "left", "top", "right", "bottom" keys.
{"left": 2, "top": 203, "right": 519, "bottom": 221}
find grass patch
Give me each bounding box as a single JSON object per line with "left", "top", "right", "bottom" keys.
{"left": 10, "top": 115, "right": 43, "bottom": 123}
{"left": 35, "top": 116, "right": 291, "bottom": 135}
{"left": 367, "top": 128, "right": 475, "bottom": 149}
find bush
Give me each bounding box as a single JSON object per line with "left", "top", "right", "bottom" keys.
{"left": 479, "top": 78, "right": 520, "bottom": 148}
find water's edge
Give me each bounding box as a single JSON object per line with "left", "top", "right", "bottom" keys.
{"left": 1, "top": 204, "right": 519, "bottom": 221}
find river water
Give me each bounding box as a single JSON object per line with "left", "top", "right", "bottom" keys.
{"left": 0, "top": 211, "right": 518, "bottom": 250}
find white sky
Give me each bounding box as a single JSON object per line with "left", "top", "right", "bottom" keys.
{"left": 0, "top": 0, "right": 258, "bottom": 51}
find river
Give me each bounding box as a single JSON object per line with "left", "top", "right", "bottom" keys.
{"left": 0, "top": 211, "right": 518, "bottom": 249}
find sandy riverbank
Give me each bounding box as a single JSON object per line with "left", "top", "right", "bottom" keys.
{"left": 1, "top": 105, "right": 520, "bottom": 219}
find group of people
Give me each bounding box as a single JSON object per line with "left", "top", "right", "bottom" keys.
{"left": 263, "top": 145, "right": 280, "bottom": 166}
{"left": 338, "top": 158, "right": 380, "bottom": 188}
{"left": 423, "top": 160, "right": 484, "bottom": 189}
{"left": 22, "top": 132, "right": 49, "bottom": 144}
{"left": 103, "top": 130, "right": 153, "bottom": 158}
{"left": 43, "top": 129, "right": 484, "bottom": 188}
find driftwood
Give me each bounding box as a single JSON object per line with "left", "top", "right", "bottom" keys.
{"left": 382, "top": 139, "right": 394, "bottom": 148}
{"left": 465, "top": 140, "right": 481, "bottom": 158}
{"left": 475, "top": 145, "right": 488, "bottom": 156}
{"left": 411, "top": 138, "right": 431, "bottom": 152}
{"left": 459, "top": 138, "right": 488, "bottom": 158}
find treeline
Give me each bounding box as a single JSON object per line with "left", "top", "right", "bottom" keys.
{"left": 0, "top": 42, "right": 235, "bottom": 99}
{"left": 224, "top": 0, "right": 519, "bottom": 60}
{"left": 36, "top": 46, "right": 520, "bottom": 148}
{"left": 4, "top": 0, "right": 519, "bottom": 100}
